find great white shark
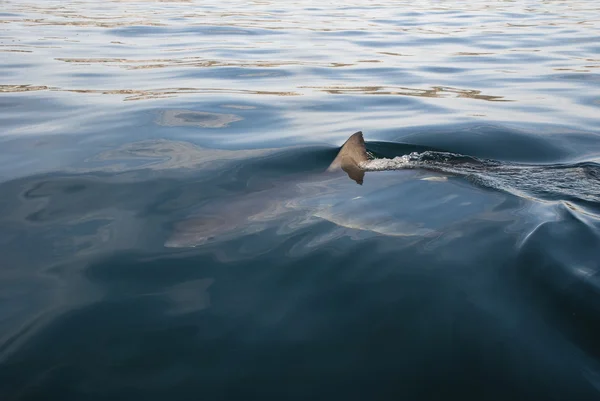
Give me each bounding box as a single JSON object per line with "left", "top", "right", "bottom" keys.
{"left": 166, "top": 130, "right": 600, "bottom": 248}
{"left": 165, "top": 131, "right": 515, "bottom": 248}
{"left": 326, "top": 131, "right": 370, "bottom": 185}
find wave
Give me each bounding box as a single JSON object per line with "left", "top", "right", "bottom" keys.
{"left": 361, "top": 151, "right": 600, "bottom": 205}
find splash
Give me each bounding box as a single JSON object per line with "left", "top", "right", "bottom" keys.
{"left": 361, "top": 151, "right": 600, "bottom": 204}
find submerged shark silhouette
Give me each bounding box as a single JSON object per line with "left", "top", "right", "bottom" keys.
{"left": 165, "top": 130, "right": 600, "bottom": 248}
{"left": 165, "top": 131, "right": 397, "bottom": 248}
{"left": 164, "top": 131, "right": 508, "bottom": 248}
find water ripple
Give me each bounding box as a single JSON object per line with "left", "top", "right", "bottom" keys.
{"left": 2, "top": 2, "right": 600, "bottom": 397}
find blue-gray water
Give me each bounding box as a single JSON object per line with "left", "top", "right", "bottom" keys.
{"left": 1, "top": 1, "right": 600, "bottom": 399}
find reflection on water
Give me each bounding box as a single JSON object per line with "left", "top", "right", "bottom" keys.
{"left": 0, "top": 85, "right": 51, "bottom": 92}
{"left": 55, "top": 57, "right": 354, "bottom": 69}
{"left": 82, "top": 139, "right": 275, "bottom": 171}
{"left": 303, "top": 85, "right": 511, "bottom": 101}
{"left": 2, "top": 0, "right": 599, "bottom": 125}
{"left": 158, "top": 110, "right": 243, "bottom": 128}
{"left": 2, "top": 0, "right": 600, "bottom": 399}
{"left": 0, "top": 84, "right": 510, "bottom": 102}
{"left": 50, "top": 87, "right": 300, "bottom": 100}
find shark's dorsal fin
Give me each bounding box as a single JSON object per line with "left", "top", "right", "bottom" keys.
{"left": 328, "top": 131, "right": 369, "bottom": 184}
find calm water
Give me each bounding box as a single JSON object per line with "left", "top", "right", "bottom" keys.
{"left": 1, "top": 0, "right": 600, "bottom": 399}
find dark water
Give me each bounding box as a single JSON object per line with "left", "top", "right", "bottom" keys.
{"left": 2, "top": 1, "right": 600, "bottom": 400}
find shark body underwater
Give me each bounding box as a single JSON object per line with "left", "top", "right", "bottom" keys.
{"left": 165, "top": 131, "right": 600, "bottom": 248}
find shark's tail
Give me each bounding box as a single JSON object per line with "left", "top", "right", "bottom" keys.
{"left": 328, "top": 131, "right": 369, "bottom": 184}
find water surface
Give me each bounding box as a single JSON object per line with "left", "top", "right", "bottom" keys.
{"left": 1, "top": 1, "right": 600, "bottom": 400}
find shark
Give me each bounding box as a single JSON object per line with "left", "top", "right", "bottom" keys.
{"left": 164, "top": 131, "right": 512, "bottom": 248}
{"left": 166, "top": 130, "right": 600, "bottom": 248}
{"left": 326, "top": 131, "right": 370, "bottom": 185}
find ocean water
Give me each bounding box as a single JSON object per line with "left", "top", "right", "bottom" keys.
{"left": 1, "top": 0, "right": 600, "bottom": 399}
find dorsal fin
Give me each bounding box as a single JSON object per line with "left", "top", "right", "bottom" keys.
{"left": 327, "top": 131, "right": 369, "bottom": 184}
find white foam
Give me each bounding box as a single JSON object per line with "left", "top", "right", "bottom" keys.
{"left": 358, "top": 152, "right": 600, "bottom": 204}
{"left": 360, "top": 152, "right": 422, "bottom": 171}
